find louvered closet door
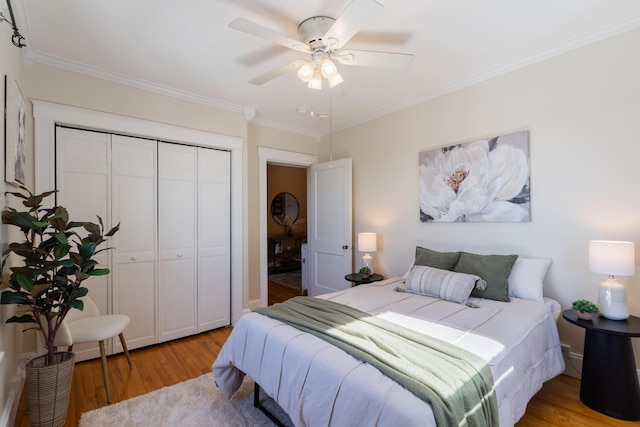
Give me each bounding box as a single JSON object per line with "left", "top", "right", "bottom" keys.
{"left": 111, "top": 135, "right": 157, "bottom": 351}
{"left": 197, "top": 147, "right": 231, "bottom": 331}
{"left": 55, "top": 127, "right": 111, "bottom": 361}
{"left": 158, "top": 142, "right": 197, "bottom": 342}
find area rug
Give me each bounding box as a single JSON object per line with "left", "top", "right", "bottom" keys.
{"left": 79, "top": 374, "right": 293, "bottom": 427}
{"left": 269, "top": 270, "right": 302, "bottom": 290}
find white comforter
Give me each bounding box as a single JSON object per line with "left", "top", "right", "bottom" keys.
{"left": 212, "top": 278, "right": 565, "bottom": 427}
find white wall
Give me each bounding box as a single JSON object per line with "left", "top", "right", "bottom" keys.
{"left": 0, "top": 17, "right": 27, "bottom": 426}
{"left": 320, "top": 28, "right": 640, "bottom": 371}
{"left": 0, "top": 53, "right": 317, "bottom": 423}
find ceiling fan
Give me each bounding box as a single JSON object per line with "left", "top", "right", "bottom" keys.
{"left": 229, "top": 0, "right": 414, "bottom": 89}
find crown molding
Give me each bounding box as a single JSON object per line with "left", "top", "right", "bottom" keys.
{"left": 30, "top": 51, "right": 246, "bottom": 114}
{"left": 22, "top": 14, "right": 640, "bottom": 139}
{"left": 330, "top": 15, "right": 640, "bottom": 134}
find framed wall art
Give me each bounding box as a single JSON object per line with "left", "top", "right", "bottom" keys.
{"left": 419, "top": 130, "right": 530, "bottom": 223}
{"left": 4, "top": 75, "right": 26, "bottom": 186}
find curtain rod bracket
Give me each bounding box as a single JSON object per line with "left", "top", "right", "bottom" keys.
{"left": 0, "top": 0, "right": 26, "bottom": 48}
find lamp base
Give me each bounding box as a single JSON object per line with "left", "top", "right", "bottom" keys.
{"left": 361, "top": 253, "right": 374, "bottom": 274}
{"left": 598, "top": 277, "right": 629, "bottom": 320}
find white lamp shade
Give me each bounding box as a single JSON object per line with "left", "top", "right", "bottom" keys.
{"left": 328, "top": 72, "right": 344, "bottom": 88}
{"left": 589, "top": 240, "right": 635, "bottom": 276}
{"left": 320, "top": 58, "right": 337, "bottom": 78}
{"left": 297, "top": 61, "right": 315, "bottom": 82}
{"left": 308, "top": 69, "right": 323, "bottom": 90}
{"left": 358, "top": 233, "right": 377, "bottom": 253}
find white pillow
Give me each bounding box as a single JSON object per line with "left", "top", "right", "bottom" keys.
{"left": 507, "top": 257, "right": 552, "bottom": 302}
{"left": 405, "top": 265, "right": 482, "bottom": 304}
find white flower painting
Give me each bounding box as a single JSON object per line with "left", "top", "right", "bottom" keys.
{"left": 419, "top": 130, "right": 530, "bottom": 222}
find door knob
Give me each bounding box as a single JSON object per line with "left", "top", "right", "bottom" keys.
{"left": 342, "top": 245, "right": 348, "bottom": 250}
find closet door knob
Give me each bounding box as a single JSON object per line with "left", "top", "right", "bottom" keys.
{"left": 131, "top": 256, "right": 138, "bottom": 261}
{"left": 177, "top": 253, "right": 183, "bottom": 258}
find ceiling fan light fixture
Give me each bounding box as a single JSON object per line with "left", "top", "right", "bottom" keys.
{"left": 308, "top": 68, "right": 323, "bottom": 90}
{"left": 329, "top": 72, "right": 344, "bottom": 88}
{"left": 299, "top": 57, "right": 343, "bottom": 89}
{"left": 297, "top": 60, "right": 315, "bottom": 82}
{"left": 320, "top": 58, "right": 338, "bottom": 78}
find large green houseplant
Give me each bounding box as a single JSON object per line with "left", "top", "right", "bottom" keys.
{"left": 0, "top": 187, "right": 118, "bottom": 426}
{"left": 1, "top": 187, "right": 118, "bottom": 364}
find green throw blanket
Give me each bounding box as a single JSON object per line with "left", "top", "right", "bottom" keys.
{"left": 254, "top": 297, "right": 498, "bottom": 427}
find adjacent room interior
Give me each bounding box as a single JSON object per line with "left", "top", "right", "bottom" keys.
{"left": 266, "top": 164, "right": 307, "bottom": 304}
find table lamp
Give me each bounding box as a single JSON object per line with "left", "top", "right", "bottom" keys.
{"left": 358, "top": 232, "right": 377, "bottom": 274}
{"left": 589, "top": 240, "right": 636, "bottom": 320}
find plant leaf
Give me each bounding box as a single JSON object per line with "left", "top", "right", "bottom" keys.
{"left": 75, "top": 271, "right": 90, "bottom": 281}
{"left": 16, "top": 274, "right": 34, "bottom": 292}
{"left": 84, "top": 222, "right": 101, "bottom": 236}
{"left": 74, "top": 287, "right": 89, "bottom": 299}
{"left": 31, "top": 283, "right": 52, "bottom": 297}
{"left": 53, "top": 243, "right": 71, "bottom": 260}
{"left": 106, "top": 223, "right": 120, "bottom": 237}
{"left": 49, "top": 207, "right": 69, "bottom": 232}
{"left": 69, "top": 299, "right": 84, "bottom": 310}
{"left": 78, "top": 242, "right": 97, "bottom": 259}
{"left": 89, "top": 268, "right": 110, "bottom": 276}
{"left": 6, "top": 314, "right": 37, "bottom": 324}
{"left": 1, "top": 291, "right": 31, "bottom": 305}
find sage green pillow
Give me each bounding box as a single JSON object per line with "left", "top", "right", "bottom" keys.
{"left": 414, "top": 246, "right": 461, "bottom": 271}
{"left": 453, "top": 252, "right": 518, "bottom": 302}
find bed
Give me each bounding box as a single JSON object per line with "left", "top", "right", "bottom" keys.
{"left": 213, "top": 250, "right": 565, "bottom": 427}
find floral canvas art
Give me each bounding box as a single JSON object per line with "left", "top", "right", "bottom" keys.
{"left": 419, "top": 130, "right": 530, "bottom": 222}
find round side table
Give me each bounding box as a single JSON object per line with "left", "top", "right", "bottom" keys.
{"left": 344, "top": 273, "right": 383, "bottom": 286}
{"left": 562, "top": 309, "right": 640, "bottom": 420}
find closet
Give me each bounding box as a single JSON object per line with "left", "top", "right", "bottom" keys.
{"left": 55, "top": 126, "right": 231, "bottom": 361}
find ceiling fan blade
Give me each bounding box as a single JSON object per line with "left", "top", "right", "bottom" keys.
{"left": 229, "top": 18, "right": 311, "bottom": 54}
{"left": 323, "top": 0, "right": 383, "bottom": 50}
{"left": 249, "top": 60, "right": 306, "bottom": 85}
{"left": 334, "top": 49, "right": 414, "bottom": 69}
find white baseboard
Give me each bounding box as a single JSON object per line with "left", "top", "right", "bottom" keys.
{"left": 561, "top": 344, "right": 640, "bottom": 384}
{"left": 562, "top": 350, "right": 583, "bottom": 379}
{"left": 248, "top": 299, "right": 261, "bottom": 311}
{"left": 0, "top": 392, "right": 15, "bottom": 427}
{"left": 0, "top": 353, "right": 31, "bottom": 427}
{"left": 0, "top": 390, "right": 18, "bottom": 427}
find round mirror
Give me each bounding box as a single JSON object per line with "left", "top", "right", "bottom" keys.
{"left": 271, "top": 192, "right": 299, "bottom": 226}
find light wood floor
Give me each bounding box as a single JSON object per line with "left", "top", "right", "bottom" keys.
{"left": 268, "top": 278, "right": 306, "bottom": 305}
{"left": 15, "top": 282, "right": 639, "bottom": 426}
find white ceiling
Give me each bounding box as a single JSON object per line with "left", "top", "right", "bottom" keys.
{"left": 13, "top": 0, "right": 640, "bottom": 137}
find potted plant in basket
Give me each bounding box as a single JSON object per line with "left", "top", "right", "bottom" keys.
{"left": 0, "top": 187, "right": 118, "bottom": 427}
{"left": 572, "top": 299, "right": 599, "bottom": 320}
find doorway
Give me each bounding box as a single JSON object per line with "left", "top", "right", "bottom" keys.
{"left": 267, "top": 164, "right": 307, "bottom": 304}
{"left": 258, "top": 148, "right": 318, "bottom": 307}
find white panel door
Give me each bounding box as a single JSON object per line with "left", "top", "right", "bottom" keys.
{"left": 55, "top": 127, "right": 111, "bottom": 361}
{"left": 197, "top": 148, "right": 231, "bottom": 332}
{"left": 158, "top": 142, "right": 197, "bottom": 342}
{"left": 308, "top": 158, "right": 353, "bottom": 297}
{"left": 111, "top": 135, "right": 157, "bottom": 351}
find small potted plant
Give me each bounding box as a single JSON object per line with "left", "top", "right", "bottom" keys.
{"left": 572, "top": 299, "right": 599, "bottom": 320}
{"left": 359, "top": 266, "right": 371, "bottom": 279}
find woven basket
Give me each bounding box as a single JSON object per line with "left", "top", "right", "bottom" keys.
{"left": 26, "top": 352, "right": 75, "bottom": 427}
